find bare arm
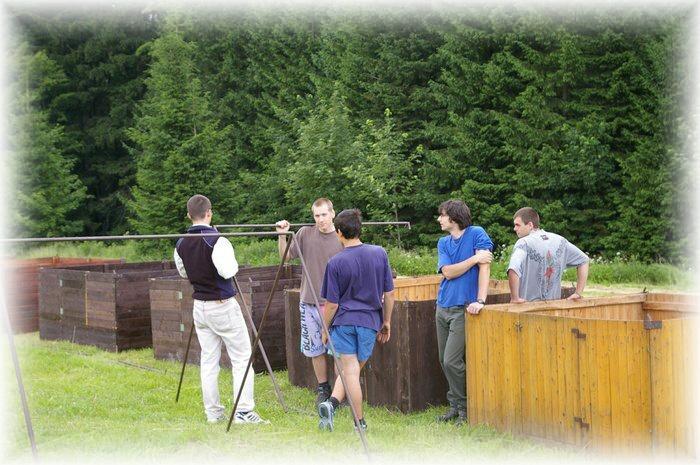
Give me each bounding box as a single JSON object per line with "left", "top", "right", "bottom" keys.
{"left": 567, "top": 262, "right": 589, "bottom": 300}
{"left": 323, "top": 301, "right": 339, "bottom": 328}
{"left": 466, "top": 262, "right": 490, "bottom": 314}
{"left": 377, "top": 290, "right": 395, "bottom": 344}
{"left": 441, "top": 250, "right": 492, "bottom": 280}
{"left": 508, "top": 269, "right": 525, "bottom": 303}
{"left": 275, "top": 220, "right": 291, "bottom": 262}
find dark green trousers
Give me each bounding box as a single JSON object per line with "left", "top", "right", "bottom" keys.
{"left": 436, "top": 305, "right": 466, "bottom": 411}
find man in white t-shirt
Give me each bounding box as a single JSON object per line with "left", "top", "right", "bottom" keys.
{"left": 508, "top": 207, "right": 589, "bottom": 302}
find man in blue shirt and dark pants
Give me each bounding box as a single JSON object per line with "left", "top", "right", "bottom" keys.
{"left": 316, "top": 209, "right": 395, "bottom": 432}
{"left": 435, "top": 199, "right": 493, "bottom": 426}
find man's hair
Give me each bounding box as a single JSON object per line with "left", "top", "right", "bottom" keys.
{"left": 312, "top": 197, "right": 334, "bottom": 212}
{"left": 187, "top": 194, "right": 211, "bottom": 220}
{"left": 334, "top": 209, "right": 362, "bottom": 239}
{"left": 438, "top": 200, "right": 472, "bottom": 230}
{"left": 514, "top": 207, "right": 540, "bottom": 228}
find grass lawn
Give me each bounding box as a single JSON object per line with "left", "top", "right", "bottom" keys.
{"left": 2, "top": 334, "right": 577, "bottom": 464}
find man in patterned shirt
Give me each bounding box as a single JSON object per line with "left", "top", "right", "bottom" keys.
{"left": 508, "top": 207, "right": 589, "bottom": 302}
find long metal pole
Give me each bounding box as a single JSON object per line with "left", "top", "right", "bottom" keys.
{"left": 232, "top": 274, "right": 288, "bottom": 412}
{"left": 175, "top": 321, "right": 195, "bottom": 402}
{"left": 292, "top": 234, "right": 371, "bottom": 457}
{"left": 0, "top": 230, "right": 296, "bottom": 457}
{"left": 1, "top": 291, "right": 38, "bottom": 459}
{"left": 216, "top": 221, "right": 411, "bottom": 229}
{"left": 226, "top": 238, "right": 293, "bottom": 431}
{"left": 0, "top": 231, "right": 286, "bottom": 244}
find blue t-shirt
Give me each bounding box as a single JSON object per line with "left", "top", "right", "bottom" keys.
{"left": 437, "top": 226, "right": 493, "bottom": 308}
{"left": 321, "top": 244, "right": 395, "bottom": 331}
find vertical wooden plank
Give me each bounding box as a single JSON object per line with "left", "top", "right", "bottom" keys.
{"left": 612, "top": 320, "right": 631, "bottom": 454}
{"left": 579, "top": 318, "right": 595, "bottom": 450}
{"left": 491, "top": 310, "right": 505, "bottom": 431}
{"left": 466, "top": 309, "right": 478, "bottom": 424}
{"left": 481, "top": 310, "right": 495, "bottom": 427}
{"left": 469, "top": 310, "right": 485, "bottom": 425}
{"left": 626, "top": 320, "right": 652, "bottom": 454}
{"left": 518, "top": 313, "right": 529, "bottom": 436}
{"left": 501, "top": 311, "right": 522, "bottom": 435}
{"left": 519, "top": 313, "right": 534, "bottom": 437}
{"left": 682, "top": 318, "right": 699, "bottom": 459}
{"left": 650, "top": 316, "right": 672, "bottom": 456}
{"left": 532, "top": 315, "right": 546, "bottom": 438}
{"left": 558, "top": 316, "right": 578, "bottom": 445}
{"left": 541, "top": 314, "right": 558, "bottom": 442}
{"left": 596, "top": 319, "right": 613, "bottom": 454}
{"left": 670, "top": 319, "right": 685, "bottom": 457}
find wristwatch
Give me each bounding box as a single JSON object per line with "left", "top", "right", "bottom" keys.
{"left": 476, "top": 299, "right": 486, "bottom": 305}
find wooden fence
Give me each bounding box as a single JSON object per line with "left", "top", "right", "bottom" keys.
{"left": 149, "top": 265, "right": 301, "bottom": 371}
{"left": 466, "top": 292, "right": 698, "bottom": 458}
{"left": 39, "top": 261, "right": 178, "bottom": 351}
{"left": 2, "top": 257, "right": 123, "bottom": 333}
{"left": 285, "top": 275, "right": 572, "bottom": 412}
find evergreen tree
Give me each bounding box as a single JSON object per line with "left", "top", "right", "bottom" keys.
{"left": 9, "top": 43, "right": 87, "bottom": 237}
{"left": 127, "top": 24, "right": 234, "bottom": 244}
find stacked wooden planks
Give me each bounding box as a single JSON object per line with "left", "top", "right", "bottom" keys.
{"left": 39, "top": 261, "right": 178, "bottom": 351}
{"left": 2, "top": 257, "right": 123, "bottom": 334}
{"left": 149, "top": 265, "right": 301, "bottom": 372}
{"left": 285, "top": 276, "right": 570, "bottom": 412}
{"left": 466, "top": 292, "right": 699, "bottom": 458}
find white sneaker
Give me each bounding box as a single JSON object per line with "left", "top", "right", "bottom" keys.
{"left": 233, "top": 410, "right": 270, "bottom": 425}
{"left": 207, "top": 413, "right": 226, "bottom": 424}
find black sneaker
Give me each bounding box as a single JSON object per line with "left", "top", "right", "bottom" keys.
{"left": 437, "top": 407, "right": 459, "bottom": 422}
{"left": 454, "top": 410, "right": 468, "bottom": 426}
{"left": 318, "top": 400, "right": 335, "bottom": 432}
{"left": 315, "top": 384, "right": 332, "bottom": 407}
{"left": 353, "top": 418, "right": 368, "bottom": 432}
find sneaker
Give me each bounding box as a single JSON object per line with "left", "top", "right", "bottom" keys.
{"left": 315, "top": 384, "right": 332, "bottom": 407}
{"left": 353, "top": 418, "right": 368, "bottom": 432}
{"left": 437, "top": 407, "right": 459, "bottom": 422}
{"left": 455, "top": 410, "right": 468, "bottom": 426}
{"left": 233, "top": 410, "right": 270, "bottom": 425}
{"left": 318, "top": 400, "right": 335, "bottom": 432}
{"left": 207, "top": 413, "right": 226, "bottom": 424}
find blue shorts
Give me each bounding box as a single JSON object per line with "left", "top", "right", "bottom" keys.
{"left": 328, "top": 325, "right": 377, "bottom": 362}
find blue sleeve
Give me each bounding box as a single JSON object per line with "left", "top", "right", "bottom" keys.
{"left": 382, "top": 249, "right": 394, "bottom": 292}
{"left": 437, "top": 238, "right": 450, "bottom": 273}
{"left": 474, "top": 227, "right": 494, "bottom": 251}
{"left": 321, "top": 261, "right": 340, "bottom": 304}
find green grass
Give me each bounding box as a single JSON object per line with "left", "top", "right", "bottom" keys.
{"left": 2, "top": 334, "right": 573, "bottom": 463}
{"left": 13, "top": 240, "right": 693, "bottom": 288}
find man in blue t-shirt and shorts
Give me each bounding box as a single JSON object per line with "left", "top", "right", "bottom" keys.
{"left": 316, "top": 209, "right": 395, "bottom": 432}
{"left": 436, "top": 199, "right": 493, "bottom": 426}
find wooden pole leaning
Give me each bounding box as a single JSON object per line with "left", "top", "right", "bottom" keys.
{"left": 1, "top": 291, "right": 38, "bottom": 460}
{"left": 226, "top": 237, "right": 294, "bottom": 431}
{"left": 232, "top": 274, "right": 288, "bottom": 411}
{"left": 291, "top": 235, "right": 371, "bottom": 457}
{"left": 175, "top": 321, "right": 195, "bottom": 402}
{"left": 0, "top": 229, "right": 295, "bottom": 458}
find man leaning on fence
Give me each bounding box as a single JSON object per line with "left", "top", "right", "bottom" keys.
{"left": 507, "top": 207, "right": 589, "bottom": 303}
{"left": 174, "top": 194, "right": 267, "bottom": 424}
{"left": 435, "top": 199, "right": 493, "bottom": 426}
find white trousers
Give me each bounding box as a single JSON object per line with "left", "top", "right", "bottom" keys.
{"left": 193, "top": 298, "right": 254, "bottom": 420}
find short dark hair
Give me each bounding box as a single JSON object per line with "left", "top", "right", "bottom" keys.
{"left": 187, "top": 194, "right": 211, "bottom": 220}
{"left": 334, "top": 209, "right": 362, "bottom": 239}
{"left": 438, "top": 200, "right": 472, "bottom": 230}
{"left": 514, "top": 207, "right": 540, "bottom": 228}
